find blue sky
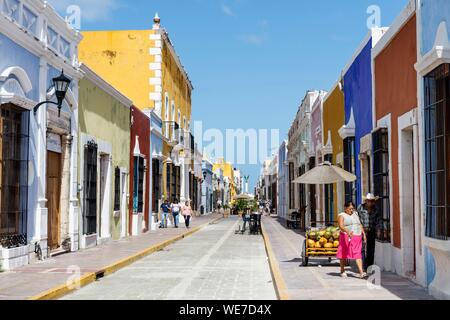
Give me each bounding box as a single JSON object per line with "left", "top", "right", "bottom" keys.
{"left": 50, "top": 0, "right": 408, "bottom": 190}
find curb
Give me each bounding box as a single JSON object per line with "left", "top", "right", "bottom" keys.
{"left": 261, "top": 221, "right": 291, "bottom": 301}
{"left": 29, "top": 216, "right": 222, "bottom": 300}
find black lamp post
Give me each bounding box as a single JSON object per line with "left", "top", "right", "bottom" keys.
{"left": 33, "top": 70, "right": 71, "bottom": 117}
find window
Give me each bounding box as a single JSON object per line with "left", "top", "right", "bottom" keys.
{"left": 83, "top": 141, "right": 98, "bottom": 235}
{"left": 343, "top": 137, "right": 356, "bottom": 204}
{"left": 0, "top": 104, "right": 29, "bottom": 248}
{"left": 289, "top": 162, "right": 295, "bottom": 209}
{"left": 309, "top": 157, "right": 317, "bottom": 223}
{"left": 424, "top": 64, "right": 450, "bottom": 240}
{"left": 171, "top": 163, "right": 177, "bottom": 203}
{"left": 299, "top": 165, "right": 306, "bottom": 209}
{"left": 165, "top": 95, "right": 169, "bottom": 121}
{"left": 133, "top": 157, "right": 145, "bottom": 213}
{"left": 324, "top": 154, "right": 334, "bottom": 224}
{"left": 152, "top": 159, "right": 161, "bottom": 212}
{"left": 114, "top": 167, "right": 120, "bottom": 211}
{"left": 166, "top": 163, "right": 172, "bottom": 201}
{"left": 373, "top": 128, "right": 390, "bottom": 243}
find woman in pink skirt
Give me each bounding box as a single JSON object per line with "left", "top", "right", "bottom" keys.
{"left": 337, "top": 202, "right": 367, "bottom": 279}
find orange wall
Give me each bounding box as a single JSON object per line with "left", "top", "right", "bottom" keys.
{"left": 374, "top": 15, "right": 417, "bottom": 248}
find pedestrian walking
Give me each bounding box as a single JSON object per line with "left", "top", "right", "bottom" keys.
{"left": 160, "top": 200, "right": 170, "bottom": 229}
{"left": 337, "top": 202, "right": 367, "bottom": 279}
{"left": 182, "top": 201, "right": 193, "bottom": 228}
{"left": 357, "top": 193, "right": 381, "bottom": 271}
{"left": 171, "top": 199, "right": 182, "bottom": 228}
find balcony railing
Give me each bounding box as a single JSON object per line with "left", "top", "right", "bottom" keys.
{"left": 163, "top": 121, "right": 180, "bottom": 145}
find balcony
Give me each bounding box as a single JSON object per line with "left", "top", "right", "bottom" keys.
{"left": 163, "top": 121, "right": 180, "bottom": 147}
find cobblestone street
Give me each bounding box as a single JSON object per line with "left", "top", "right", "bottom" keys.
{"left": 62, "top": 217, "right": 277, "bottom": 300}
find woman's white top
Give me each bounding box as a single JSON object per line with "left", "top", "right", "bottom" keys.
{"left": 339, "top": 212, "right": 362, "bottom": 236}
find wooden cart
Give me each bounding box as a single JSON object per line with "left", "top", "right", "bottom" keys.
{"left": 301, "top": 221, "right": 339, "bottom": 266}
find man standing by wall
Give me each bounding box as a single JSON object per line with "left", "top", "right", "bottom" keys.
{"left": 358, "top": 194, "right": 381, "bottom": 271}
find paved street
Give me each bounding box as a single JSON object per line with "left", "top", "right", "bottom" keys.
{"left": 62, "top": 217, "right": 277, "bottom": 300}
{"left": 262, "top": 216, "right": 435, "bottom": 300}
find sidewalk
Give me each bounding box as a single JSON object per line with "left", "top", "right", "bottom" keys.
{"left": 0, "top": 213, "right": 221, "bottom": 300}
{"left": 262, "top": 216, "right": 434, "bottom": 300}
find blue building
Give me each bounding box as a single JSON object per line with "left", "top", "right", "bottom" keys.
{"left": 416, "top": 0, "right": 450, "bottom": 300}
{"left": 148, "top": 109, "right": 164, "bottom": 229}
{"left": 339, "top": 28, "right": 387, "bottom": 207}
{"left": 201, "top": 155, "right": 214, "bottom": 215}
{"left": 0, "top": 0, "right": 83, "bottom": 269}
{"left": 277, "top": 141, "right": 288, "bottom": 221}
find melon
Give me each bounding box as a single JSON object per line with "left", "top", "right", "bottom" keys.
{"left": 319, "top": 237, "right": 328, "bottom": 246}
{"left": 309, "top": 232, "right": 316, "bottom": 239}
{"left": 324, "top": 232, "right": 332, "bottom": 239}
{"left": 315, "top": 242, "right": 322, "bottom": 248}
{"left": 307, "top": 240, "right": 316, "bottom": 248}
{"left": 324, "top": 243, "right": 334, "bottom": 249}
{"left": 333, "top": 241, "right": 339, "bottom": 248}
{"left": 319, "top": 230, "right": 326, "bottom": 237}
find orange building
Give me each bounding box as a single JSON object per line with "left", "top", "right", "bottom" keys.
{"left": 372, "top": 5, "right": 419, "bottom": 277}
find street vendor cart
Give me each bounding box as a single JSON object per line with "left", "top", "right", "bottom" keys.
{"left": 292, "top": 162, "right": 357, "bottom": 267}
{"left": 301, "top": 222, "right": 340, "bottom": 266}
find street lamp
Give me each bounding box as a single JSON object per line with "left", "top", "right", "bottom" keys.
{"left": 33, "top": 70, "right": 71, "bottom": 117}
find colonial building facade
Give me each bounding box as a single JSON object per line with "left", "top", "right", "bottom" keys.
{"left": 0, "top": 0, "right": 83, "bottom": 269}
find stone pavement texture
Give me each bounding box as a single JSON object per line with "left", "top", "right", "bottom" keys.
{"left": 62, "top": 217, "right": 277, "bottom": 300}
{"left": 0, "top": 213, "right": 221, "bottom": 300}
{"left": 262, "top": 216, "right": 435, "bottom": 300}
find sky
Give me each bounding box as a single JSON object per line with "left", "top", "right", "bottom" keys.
{"left": 49, "top": 0, "right": 409, "bottom": 190}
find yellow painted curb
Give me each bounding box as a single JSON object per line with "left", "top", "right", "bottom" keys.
{"left": 29, "top": 216, "right": 222, "bottom": 300}
{"left": 261, "top": 222, "right": 291, "bottom": 301}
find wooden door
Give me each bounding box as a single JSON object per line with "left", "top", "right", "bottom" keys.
{"left": 47, "top": 151, "right": 61, "bottom": 250}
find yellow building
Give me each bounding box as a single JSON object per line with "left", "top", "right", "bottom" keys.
{"left": 79, "top": 14, "right": 194, "bottom": 205}
{"left": 213, "top": 158, "right": 236, "bottom": 203}
{"left": 322, "top": 81, "right": 345, "bottom": 221}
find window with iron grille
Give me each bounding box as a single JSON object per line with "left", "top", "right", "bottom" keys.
{"left": 309, "top": 157, "right": 317, "bottom": 223}
{"left": 175, "top": 166, "right": 181, "bottom": 201}
{"left": 309, "top": 157, "right": 317, "bottom": 222}
{"left": 133, "top": 156, "right": 145, "bottom": 213}
{"left": 343, "top": 137, "right": 356, "bottom": 204}
{"left": 152, "top": 159, "right": 161, "bottom": 211}
{"left": 83, "top": 141, "right": 98, "bottom": 235}
{"left": 166, "top": 163, "right": 171, "bottom": 201}
{"left": 114, "top": 167, "right": 120, "bottom": 211}
{"left": 0, "top": 104, "right": 29, "bottom": 248}
{"left": 424, "top": 63, "right": 450, "bottom": 240}
{"left": 373, "top": 128, "right": 391, "bottom": 243}
{"left": 171, "top": 163, "right": 177, "bottom": 203}
{"left": 324, "top": 154, "right": 334, "bottom": 224}
{"left": 299, "top": 166, "right": 306, "bottom": 209}
{"left": 289, "top": 162, "right": 295, "bottom": 209}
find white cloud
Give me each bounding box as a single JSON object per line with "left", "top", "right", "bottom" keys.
{"left": 47, "top": 0, "right": 120, "bottom": 22}
{"left": 238, "top": 34, "right": 266, "bottom": 45}
{"left": 221, "top": 4, "right": 235, "bottom": 17}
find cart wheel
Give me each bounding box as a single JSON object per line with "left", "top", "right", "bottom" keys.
{"left": 302, "top": 240, "right": 309, "bottom": 266}
{"left": 328, "top": 257, "right": 332, "bottom": 263}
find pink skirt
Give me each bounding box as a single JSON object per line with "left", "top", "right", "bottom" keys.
{"left": 337, "top": 233, "right": 362, "bottom": 260}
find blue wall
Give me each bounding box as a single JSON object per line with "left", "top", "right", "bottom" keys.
{"left": 421, "top": 0, "right": 450, "bottom": 56}
{"left": 343, "top": 39, "right": 373, "bottom": 206}
{"left": 0, "top": 32, "right": 40, "bottom": 101}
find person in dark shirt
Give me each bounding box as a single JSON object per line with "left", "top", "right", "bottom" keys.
{"left": 357, "top": 193, "right": 381, "bottom": 271}
{"left": 160, "top": 200, "right": 171, "bottom": 229}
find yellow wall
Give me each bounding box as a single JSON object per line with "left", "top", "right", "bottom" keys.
{"left": 213, "top": 158, "right": 236, "bottom": 198}
{"left": 322, "top": 84, "right": 345, "bottom": 220}
{"left": 79, "top": 30, "right": 155, "bottom": 110}
{"left": 79, "top": 24, "right": 193, "bottom": 202}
